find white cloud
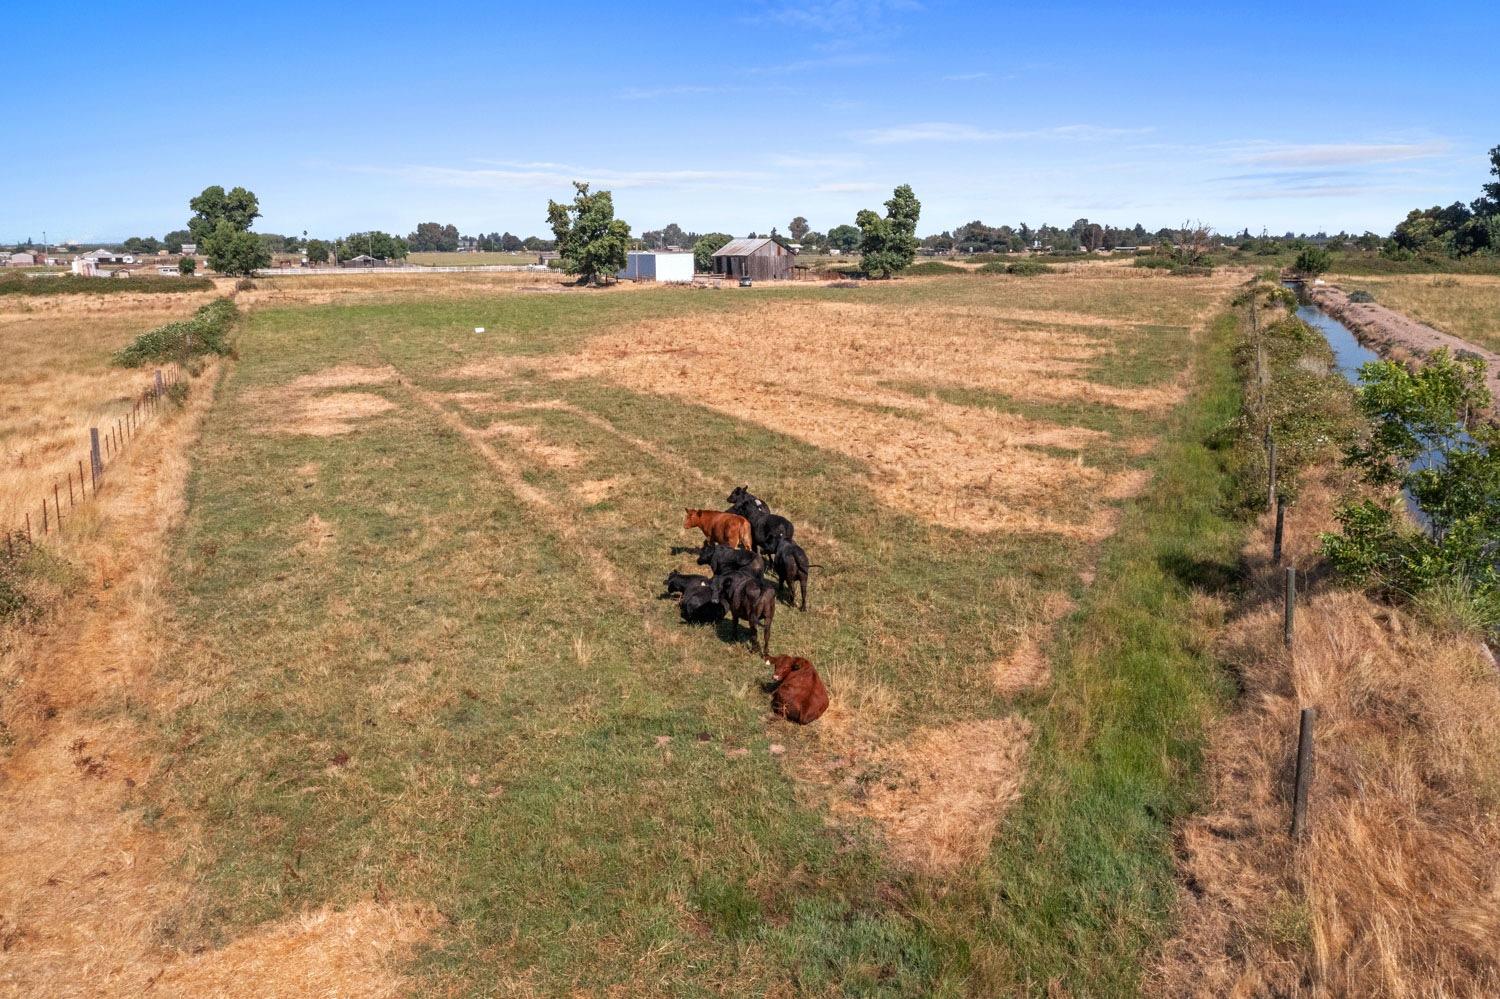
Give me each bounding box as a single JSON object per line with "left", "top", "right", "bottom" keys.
{"left": 813, "top": 181, "right": 884, "bottom": 193}
{"left": 942, "top": 71, "right": 990, "bottom": 81}
{"left": 765, "top": 0, "right": 922, "bottom": 34}
{"left": 1232, "top": 141, "right": 1449, "bottom": 167}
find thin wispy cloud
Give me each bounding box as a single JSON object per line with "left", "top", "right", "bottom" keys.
{"left": 1232, "top": 141, "right": 1450, "bottom": 167}
{"left": 942, "top": 71, "right": 990, "bottom": 81}
{"left": 813, "top": 181, "right": 884, "bottom": 193}
{"left": 350, "top": 162, "right": 766, "bottom": 191}
{"left": 619, "top": 84, "right": 720, "bottom": 101}
{"left": 769, "top": 153, "right": 866, "bottom": 171}
{"left": 853, "top": 121, "right": 1151, "bottom": 145}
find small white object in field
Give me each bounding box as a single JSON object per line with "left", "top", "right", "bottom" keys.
{"left": 1313, "top": 279, "right": 1326, "bottom": 286}
{"left": 474, "top": 326, "right": 486, "bottom": 334}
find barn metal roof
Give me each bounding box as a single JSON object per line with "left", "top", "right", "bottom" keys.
{"left": 712, "top": 237, "right": 778, "bottom": 257}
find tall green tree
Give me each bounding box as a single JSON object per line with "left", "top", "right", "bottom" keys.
{"left": 204, "top": 222, "right": 271, "bottom": 276}
{"left": 187, "top": 185, "right": 260, "bottom": 246}
{"left": 856, "top": 184, "right": 921, "bottom": 278}
{"left": 305, "top": 239, "right": 331, "bottom": 264}
{"left": 408, "top": 222, "right": 460, "bottom": 252}
{"left": 546, "top": 182, "right": 631, "bottom": 284}
{"left": 163, "top": 229, "right": 191, "bottom": 254}
{"left": 826, "top": 224, "right": 861, "bottom": 253}
{"left": 788, "top": 216, "right": 810, "bottom": 242}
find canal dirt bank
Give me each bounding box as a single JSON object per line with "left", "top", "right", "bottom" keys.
{"left": 1304, "top": 281, "right": 1500, "bottom": 407}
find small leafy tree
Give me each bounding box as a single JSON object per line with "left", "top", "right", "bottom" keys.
{"left": 1294, "top": 245, "right": 1332, "bottom": 275}
{"left": 178, "top": 256, "right": 196, "bottom": 276}
{"left": 693, "top": 233, "right": 733, "bottom": 272}
{"left": 856, "top": 184, "right": 921, "bottom": 278}
{"left": 1322, "top": 350, "right": 1499, "bottom": 631}
{"left": 305, "top": 239, "right": 330, "bottom": 264}
{"left": 546, "top": 182, "right": 631, "bottom": 284}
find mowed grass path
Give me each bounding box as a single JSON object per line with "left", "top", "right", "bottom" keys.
{"left": 145, "top": 275, "right": 1242, "bottom": 994}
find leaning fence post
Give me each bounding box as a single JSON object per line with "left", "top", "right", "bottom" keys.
{"left": 54, "top": 484, "right": 62, "bottom": 532}
{"left": 90, "top": 428, "right": 102, "bottom": 488}
{"left": 1291, "top": 707, "right": 1317, "bottom": 839}
{"left": 155, "top": 369, "right": 164, "bottom": 397}
{"left": 1283, "top": 565, "right": 1296, "bottom": 649}
{"left": 1273, "top": 496, "right": 1286, "bottom": 564}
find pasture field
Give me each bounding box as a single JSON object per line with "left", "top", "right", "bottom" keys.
{"left": 134, "top": 266, "right": 1247, "bottom": 994}
{"left": 0, "top": 286, "right": 219, "bottom": 533}
{"left": 407, "top": 251, "right": 538, "bottom": 267}
{"left": 1329, "top": 272, "right": 1500, "bottom": 352}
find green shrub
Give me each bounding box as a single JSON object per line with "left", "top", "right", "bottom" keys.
{"left": 1347, "top": 289, "right": 1375, "bottom": 303}
{"left": 905, "top": 261, "right": 966, "bottom": 275}
{"left": 0, "top": 273, "right": 214, "bottom": 297}
{"left": 978, "top": 259, "right": 1052, "bottom": 276}
{"left": 113, "top": 298, "right": 239, "bottom": 367}
{"left": 1293, "top": 246, "right": 1333, "bottom": 275}
{"left": 1133, "top": 255, "right": 1175, "bottom": 270}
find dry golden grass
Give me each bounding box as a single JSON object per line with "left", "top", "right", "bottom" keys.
{"left": 1329, "top": 273, "right": 1500, "bottom": 353}
{"left": 452, "top": 278, "right": 1238, "bottom": 541}
{"left": 0, "top": 291, "right": 214, "bottom": 534}
{"left": 0, "top": 298, "right": 438, "bottom": 994}
{"left": 1155, "top": 475, "right": 1500, "bottom": 997}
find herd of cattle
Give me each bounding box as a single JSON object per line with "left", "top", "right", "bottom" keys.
{"left": 665, "top": 486, "right": 828, "bottom": 724}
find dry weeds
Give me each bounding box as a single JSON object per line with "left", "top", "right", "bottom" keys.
{"left": 0, "top": 348, "right": 431, "bottom": 995}
{"left": 1155, "top": 476, "right": 1500, "bottom": 997}
{"left": 243, "top": 365, "right": 401, "bottom": 437}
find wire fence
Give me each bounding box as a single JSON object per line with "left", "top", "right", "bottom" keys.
{"left": 2, "top": 364, "right": 182, "bottom": 561}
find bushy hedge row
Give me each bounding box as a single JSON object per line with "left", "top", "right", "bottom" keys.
{"left": 0, "top": 273, "right": 214, "bottom": 296}
{"left": 113, "top": 297, "right": 239, "bottom": 367}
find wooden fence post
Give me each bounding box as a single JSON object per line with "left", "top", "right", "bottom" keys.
{"left": 155, "top": 369, "right": 164, "bottom": 397}
{"left": 1284, "top": 565, "right": 1296, "bottom": 649}
{"left": 90, "top": 428, "right": 102, "bottom": 489}
{"left": 1266, "top": 427, "right": 1277, "bottom": 514}
{"left": 1273, "top": 496, "right": 1286, "bottom": 564}
{"left": 1291, "top": 707, "right": 1317, "bottom": 839}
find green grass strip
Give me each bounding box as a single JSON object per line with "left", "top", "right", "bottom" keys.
{"left": 928, "top": 311, "right": 1245, "bottom": 995}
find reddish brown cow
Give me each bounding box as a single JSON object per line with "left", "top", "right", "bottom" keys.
{"left": 765, "top": 655, "right": 829, "bottom": 724}
{"left": 684, "top": 509, "right": 753, "bottom": 551}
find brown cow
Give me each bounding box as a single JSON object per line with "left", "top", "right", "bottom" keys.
{"left": 765, "top": 655, "right": 829, "bottom": 724}
{"left": 684, "top": 509, "right": 752, "bottom": 551}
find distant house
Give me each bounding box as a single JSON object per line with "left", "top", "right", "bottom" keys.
{"left": 5, "top": 251, "right": 36, "bottom": 267}
{"left": 156, "top": 266, "right": 180, "bottom": 276}
{"left": 537, "top": 251, "right": 561, "bottom": 264}
{"left": 456, "top": 235, "right": 478, "bottom": 252}
{"left": 711, "top": 237, "right": 794, "bottom": 280}
{"left": 180, "top": 242, "right": 197, "bottom": 255}
{"left": 340, "top": 254, "right": 390, "bottom": 268}
{"left": 82, "top": 248, "right": 131, "bottom": 265}
{"left": 617, "top": 251, "right": 693, "bottom": 283}
{"left": 71, "top": 258, "right": 99, "bottom": 277}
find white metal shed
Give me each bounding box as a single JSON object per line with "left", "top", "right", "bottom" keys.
{"left": 618, "top": 251, "right": 693, "bottom": 283}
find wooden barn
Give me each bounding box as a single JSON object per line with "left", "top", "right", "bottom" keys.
{"left": 712, "top": 237, "right": 794, "bottom": 280}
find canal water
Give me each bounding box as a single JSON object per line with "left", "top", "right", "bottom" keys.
{"left": 1286, "top": 281, "right": 1440, "bottom": 528}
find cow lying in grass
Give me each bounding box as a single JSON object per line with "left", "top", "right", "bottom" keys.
{"left": 714, "top": 569, "right": 777, "bottom": 656}
{"left": 684, "top": 509, "right": 753, "bottom": 551}
{"left": 662, "top": 570, "right": 710, "bottom": 598}
{"left": 765, "top": 655, "right": 828, "bottom": 724}
{"left": 677, "top": 576, "right": 725, "bottom": 624}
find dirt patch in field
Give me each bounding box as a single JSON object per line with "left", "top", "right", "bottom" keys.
{"left": 815, "top": 716, "right": 1034, "bottom": 874}
{"left": 483, "top": 421, "right": 584, "bottom": 469}
{"left": 296, "top": 513, "right": 336, "bottom": 554}
{"left": 993, "top": 590, "right": 1078, "bottom": 697}
{"left": 244, "top": 367, "right": 402, "bottom": 437}
{"left": 572, "top": 476, "right": 624, "bottom": 505}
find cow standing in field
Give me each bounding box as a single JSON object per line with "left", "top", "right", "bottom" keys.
{"left": 768, "top": 536, "right": 812, "bottom": 611}
{"left": 726, "top": 486, "right": 794, "bottom": 557}
{"left": 765, "top": 655, "right": 828, "bottom": 724}
{"left": 713, "top": 569, "right": 777, "bottom": 656}
{"left": 684, "top": 509, "right": 753, "bottom": 551}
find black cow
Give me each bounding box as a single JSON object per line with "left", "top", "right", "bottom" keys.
{"left": 697, "top": 541, "right": 762, "bottom": 579}
{"left": 768, "top": 536, "right": 812, "bottom": 611}
{"left": 725, "top": 486, "right": 794, "bottom": 556}
{"left": 663, "top": 570, "right": 710, "bottom": 598}
{"left": 713, "top": 569, "right": 777, "bottom": 656}
{"left": 678, "top": 576, "right": 725, "bottom": 624}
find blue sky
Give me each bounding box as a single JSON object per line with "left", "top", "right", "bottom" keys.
{"left": 4, "top": 1, "right": 1497, "bottom": 243}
